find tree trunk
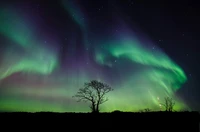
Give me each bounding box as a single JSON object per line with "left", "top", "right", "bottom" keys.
{"left": 90, "top": 102, "right": 96, "bottom": 113}
{"left": 95, "top": 106, "right": 99, "bottom": 113}
{"left": 95, "top": 101, "right": 100, "bottom": 113}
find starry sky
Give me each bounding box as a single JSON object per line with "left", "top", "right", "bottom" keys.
{"left": 0, "top": 0, "right": 199, "bottom": 112}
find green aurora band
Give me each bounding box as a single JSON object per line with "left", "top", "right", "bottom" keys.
{"left": 0, "top": 8, "right": 59, "bottom": 79}
{"left": 0, "top": 3, "right": 189, "bottom": 112}
{"left": 94, "top": 38, "right": 188, "bottom": 111}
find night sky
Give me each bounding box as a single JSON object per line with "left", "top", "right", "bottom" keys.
{"left": 0, "top": 0, "right": 199, "bottom": 112}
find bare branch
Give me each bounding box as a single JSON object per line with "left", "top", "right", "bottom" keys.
{"left": 161, "top": 97, "right": 175, "bottom": 112}
{"left": 73, "top": 80, "right": 113, "bottom": 113}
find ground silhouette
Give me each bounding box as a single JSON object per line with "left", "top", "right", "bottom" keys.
{"left": 0, "top": 111, "right": 199, "bottom": 131}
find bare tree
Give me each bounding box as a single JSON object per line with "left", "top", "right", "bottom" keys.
{"left": 73, "top": 80, "right": 113, "bottom": 113}
{"left": 161, "top": 97, "right": 175, "bottom": 112}
{"left": 139, "top": 108, "right": 151, "bottom": 113}
{"left": 144, "top": 108, "right": 151, "bottom": 112}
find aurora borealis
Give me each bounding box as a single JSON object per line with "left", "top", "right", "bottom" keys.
{"left": 0, "top": 0, "right": 198, "bottom": 112}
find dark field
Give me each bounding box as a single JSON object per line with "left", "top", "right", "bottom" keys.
{"left": 0, "top": 111, "right": 199, "bottom": 131}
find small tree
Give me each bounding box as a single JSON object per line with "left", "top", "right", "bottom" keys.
{"left": 161, "top": 97, "right": 175, "bottom": 112}
{"left": 73, "top": 80, "right": 113, "bottom": 113}
{"left": 140, "top": 108, "right": 151, "bottom": 112}
{"left": 144, "top": 108, "right": 151, "bottom": 112}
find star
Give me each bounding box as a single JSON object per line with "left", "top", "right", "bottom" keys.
{"left": 152, "top": 46, "right": 155, "bottom": 50}
{"left": 114, "top": 60, "right": 117, "bottom": 63}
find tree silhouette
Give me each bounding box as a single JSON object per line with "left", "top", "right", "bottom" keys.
{"left": 161, "top": 97, "right": 175, "bottom": 112}
{"left": 144, "top": 108, "right": 151, "bottom": 112}
{"left": 139, "top": 108, "right": 151, "bottom": 112}
{"left": 73, "top": 80, "right": 113, "bottom": 113}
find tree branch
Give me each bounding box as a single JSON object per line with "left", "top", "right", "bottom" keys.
{"left": 73, "top": 80, "right": 113, "bottom": 113}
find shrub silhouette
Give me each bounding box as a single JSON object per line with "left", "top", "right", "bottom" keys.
{"left": 112, "top": 110, "right": 122, "bottom": 113}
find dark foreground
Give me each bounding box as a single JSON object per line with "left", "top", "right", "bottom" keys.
{"left": 0, "top": 111, "right": 199, "bottom": 131}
